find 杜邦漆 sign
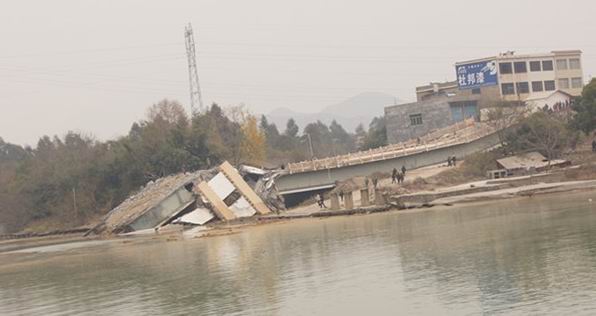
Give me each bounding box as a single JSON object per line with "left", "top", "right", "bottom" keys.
{"left": 456, "top": 60, "right": 498, "bottom": 89}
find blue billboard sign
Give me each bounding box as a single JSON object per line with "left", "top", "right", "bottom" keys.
{"left": 456, "top": 60, "right": 498, "bottom": 89}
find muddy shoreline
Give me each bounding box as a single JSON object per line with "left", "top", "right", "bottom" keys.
{"left": 2, "top": 178, "right": 596, "bottom": 254}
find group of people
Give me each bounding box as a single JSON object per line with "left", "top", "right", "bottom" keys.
{"left": 391, "top": 165, "right": 407, "bottom": 184}
{"left": 447, "top": 155, "right": 457, "bottom": 167}
{"left": 542, "top": 100, "right": 573, "bottom": 113}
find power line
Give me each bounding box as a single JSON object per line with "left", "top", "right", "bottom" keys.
{"left": 0, "top": 42, "right": 184, "bottom": 59}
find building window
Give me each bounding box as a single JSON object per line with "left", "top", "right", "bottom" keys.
{"left": 501, "top": 83, "right": 515, "bottom": 95}
{"left": 571, "top": 77, "right": 583, "bottom": 89}
{"left": 514, "top": 61, "right": 527, "bottom": 73}
{"left": 556, "top": 59, "right": 568, "bottom": 70}
{"left": 532, "top": 81, "right": 544, "bottom": 92}
{"left": 449, "top": 101, "right": 478, "bottom": 122}
{"left": 544, "top": 80, "right": 555, "bottom": 91}
{"left": 558, "top": 78, "right": 570, "bottom": 89}
{"left": 499, "top": 62, "right": 513, "bottom": 74}
{"left": 516, "top": 82, "right": 529, "bottom": 94}
{"left": 529, "top": 61, "right": 541, "bottom": 72}
{"left": 472, "top": 88, "right": 481, "bottom": 94}
{"left": 542, "top": 60, "right": 554, "bottom": 71}
{"left": 569, "top": 58, "right": 581, "bottom": 69}
{"left": 410, "top": 114, "right": 423, "bottom": 126}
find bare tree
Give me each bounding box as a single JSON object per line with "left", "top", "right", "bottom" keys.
{"left": 509, "top": 112, "right": 572, "bottom": 163}
{"left": 225, "top": 104, "right": 249, "bottom": 165}
{"left": 484, "top": 101, "right": 529, "bottom": 149}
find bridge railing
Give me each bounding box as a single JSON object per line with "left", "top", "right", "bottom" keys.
{"left": 287, "top": 119, "right": 496, "bottom": 174}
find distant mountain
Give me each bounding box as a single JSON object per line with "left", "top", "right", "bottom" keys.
{"left": 267, "top": 92, "right": 401, "bottom": 132}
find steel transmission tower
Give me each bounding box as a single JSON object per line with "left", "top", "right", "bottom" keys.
{"left": 184, "top": 23, "right": 204, "bottom": 114}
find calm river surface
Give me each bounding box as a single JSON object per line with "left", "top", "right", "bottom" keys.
{"left": 2, "top": 191, "right": 596, "bottom": 315}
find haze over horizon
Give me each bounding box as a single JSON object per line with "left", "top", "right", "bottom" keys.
{"left": 1, "top": 0, "right": 595, "bottom": 145}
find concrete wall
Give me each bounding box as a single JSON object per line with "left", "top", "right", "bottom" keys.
{"left": 276, "top": 131, "right": 501, "bottom": 194}
{"left": 385, "top": 98, "right": 455, "bottom": 144}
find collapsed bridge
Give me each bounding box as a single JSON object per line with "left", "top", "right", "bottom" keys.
{"left": 88, "top": 161, "right": 284, "bottom": 236}
{"left": 276, "top": 119, "right": 502, "bottom": 200}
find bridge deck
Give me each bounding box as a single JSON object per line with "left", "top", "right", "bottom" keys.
{"left": 286, "top": 118, "right": 495, "bottom": 174}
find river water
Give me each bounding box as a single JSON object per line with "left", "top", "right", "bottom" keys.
{"left": 1, "top": 191, "right": 596, "bottom": 315}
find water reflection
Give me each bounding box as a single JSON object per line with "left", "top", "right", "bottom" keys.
{"left": 1, "top": 191, "right": 596, "bottom": 315}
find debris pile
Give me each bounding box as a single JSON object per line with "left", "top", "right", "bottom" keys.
{"left": 87, "top": 161, "right": 285, "bottom": 236}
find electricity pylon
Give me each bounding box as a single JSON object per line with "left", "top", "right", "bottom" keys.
{"left": 184, "top": 23, "right": 204, "bottom": 114}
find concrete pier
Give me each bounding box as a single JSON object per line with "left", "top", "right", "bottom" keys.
{"left": 360, "top": 189, "right": 370, "bottom": 207}
{"left": 344, "top": 191, "right": 354, "bottom": 209}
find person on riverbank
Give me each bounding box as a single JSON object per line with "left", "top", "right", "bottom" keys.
{"left": 447, "top": 156, "right": 452, "bottom": 166}
{"left": 401, "top": 165, "right": 406, "bottom": 176}
{"left": 397, "top": 171, "right": 404, "bottom": 184}
{"left": 372, "top": 178, "right": 378, "bottom": 189}
{"left": 392, "top": 168, "right": 398, "bottom": 184}
{"left": 452, "top": 156, "right": 457, "bottom": 166}
{"left": 592, "top": 140, "right": 596, "bottom": 153}
{"left": 317, "top": 193, "right": 326, "bottom": 208}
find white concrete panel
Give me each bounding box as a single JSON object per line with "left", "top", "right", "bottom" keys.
{"left": 208, "top": 172, "right": 235, "bottom": 200}
{"left": 229, "top": 196, "right": 257, "bottom": 218}
{"left": 173, "top": 208, "right": 215, "bottom": 225}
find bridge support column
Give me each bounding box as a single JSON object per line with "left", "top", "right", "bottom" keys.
{"left": 330, "top": 193, "right": 340, "bottom": 210}
{"left": 344, "top": 191, "right": 354, "bottom": 209}
{"left": 375, "top": 189, "right": 386, "bottom": 206}
{"left": 360, "top": 189, "right": 370, "bottom": 207}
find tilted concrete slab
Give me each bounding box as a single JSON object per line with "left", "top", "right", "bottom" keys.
{"left": 219, "top": 161, "right": 271, "bottom": 214}
{"left": 196, "top": 181, "right": 237, "bottom": 221}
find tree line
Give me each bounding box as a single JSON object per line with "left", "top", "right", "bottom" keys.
{"left": 0, "top": 100, "right": 387, "bottom": 233}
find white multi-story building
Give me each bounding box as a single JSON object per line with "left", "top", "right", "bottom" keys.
{"left": 455, "top": 50, "right": 584, "bottom": 102}
{"left": 385, "top": 50, "right": 584, "bottom": 144}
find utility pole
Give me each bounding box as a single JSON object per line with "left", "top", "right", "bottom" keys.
{"left": 184, "top": 23, "right": 204, "bottom": 115}
{"left": 306, "top": 133, "right": 315, "bottom": 160}
{"left": 72, "top": 187, "right": 78, "bottom": 218}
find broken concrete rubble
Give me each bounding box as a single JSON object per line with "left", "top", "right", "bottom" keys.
{"left": 87, "top": 161, "right": 285, "bottom": 236}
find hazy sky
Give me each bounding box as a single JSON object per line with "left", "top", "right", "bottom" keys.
{"left": 1, "top": 0, "right": 595, "bottom": 145}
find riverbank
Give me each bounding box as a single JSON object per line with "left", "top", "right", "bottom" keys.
{"left": 2, "top": 172, "right": 596, "bottom": 254}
